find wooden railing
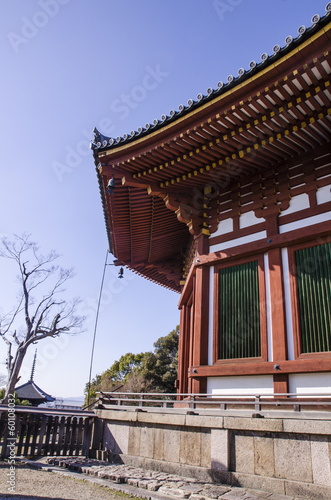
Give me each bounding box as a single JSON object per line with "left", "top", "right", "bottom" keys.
{"left": 0, "top": 405, "right": 95, "bottom": 459}
{"left": 95, "top": 391, "right": 331, "bottom": 413}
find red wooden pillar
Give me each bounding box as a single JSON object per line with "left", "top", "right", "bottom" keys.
{"left": 177, "top": 304, "right": 191, "bottom": 395}
{"left": 177, "top": 306, "right": 185, "bottom": 396}
{"left": 266, "top": 215, "right": 288, "bottom": 394}
{"left": 273, "top": 373, "right": 289, "bottom": 395}
{"left": 191, "top": 234, "right": 209, "bottom": 394}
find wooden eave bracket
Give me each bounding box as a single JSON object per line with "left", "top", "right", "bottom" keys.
{"left": 164, "top": 193, "right": 204, "bottom": 235}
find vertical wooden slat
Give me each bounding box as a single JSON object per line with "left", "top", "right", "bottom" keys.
{"left": 314, "top": 246, "right": 324, "bottom": 351}
{"left": 75, "top": 417, "right": 84, "bottom": 456}
{"left": 16, "top": 414, "right": 26, "bottom": 457}
{"left": 0, "top": 412, "right": 7, "bottom": 459}
{"left": 254, "top": 260, "right": 261, "bottom": 357}
{"left": 30, "top": 414, "right": 40, "bottom": 457}
{"left": 250, "top": 263, "right": 254, "bottom": 358}
{"left": 0, "top": 412, "right": 9, "bottom": 459}
{"left": 69, "top": 417, "right": 77, "bottom": 455}
{"left": 43, "top": 416, "right": 53, "bottom": 456}
{"left": 50, "top": 416, "right": 59, "bottom": 455}
{"left": 232, "top": 266, "right": 237, "bottom": 358}
{"left": 37, "top": 415, "right": 47, "bottom": 456}
{"left": 219, "top": 260, "right": 260, "bottom": 360}
{"left": 23, "top": 415, "right": 34, "bottom": 456}
{"left": 243, "top": 262, "right": 247, "bottom": 358}
{"left": 62, "top": 417, "right": 71, "bottom": 456}
{"left": 82, "top": 417, "right": 92, "bottom": 457}
{"left": 242, "top": 263, "right": 246, "bottom": 358}
{"left": 296, "top": 243, "right": 331, "bottom": 353}
{"left": 320, "top": 246, "right": 331, "bottom": 350}
{"left": 306, "top": 247, "right": 318, "bottom": 351}
{"left": 56, "top": 416, "right": 66, "bottom": 456}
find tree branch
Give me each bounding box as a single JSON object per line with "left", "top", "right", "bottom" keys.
{"left": 0, "top": 233, "right": 85, "bottom": 401}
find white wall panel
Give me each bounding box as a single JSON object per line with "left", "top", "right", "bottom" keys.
{"left": 210, "top": 231, "right": 266, "bottom": 253}
{"left": 289, "top": 373, "right": 331, "bottom": 395}
{"left": 316, "top": 184, "right": 331, "bottom": 205}
{"left": 239, "top": 210, "right": 264, "bottom": 229}
{"left": 279, "top": 212, "right": 331, "bottom": 234}
{"left": 207, "top": 375, "right": 274, "bottom": 395}
{"left": 279, "top": 193, "right": 310, "bottom": 217}
{"left": 213, "top": 218, "right": 233, "bottom": 237}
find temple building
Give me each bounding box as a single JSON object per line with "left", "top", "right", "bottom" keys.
{"left": 15, "top": 351, "right": 55, "bottom": 406}
{"left": 92, "top": 5, "right": 331, "bottom": 397}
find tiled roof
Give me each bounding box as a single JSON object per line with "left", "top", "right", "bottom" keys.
{"left": 15, "top": 380, "right": 55, "bottom": 403}
{"left": 91, "top": 3, "right": 331, "bottom": 153}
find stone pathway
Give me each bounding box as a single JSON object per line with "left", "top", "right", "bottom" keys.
{"left": 18, "top": 457, "right": 309, "bottom": 500}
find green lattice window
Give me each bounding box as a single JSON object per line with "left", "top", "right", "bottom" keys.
{"left": 295, "top": 243, "right": 331, "bottom": 353}
{"left": 218, "top": 260, "right": 261, "bottom": 359}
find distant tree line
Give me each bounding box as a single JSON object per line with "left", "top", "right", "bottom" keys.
{"left": 85, "top": 326, "right": 179, "bottom": 404}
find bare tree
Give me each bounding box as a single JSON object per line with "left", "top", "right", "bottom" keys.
{"left": 0, "top": 234, "right": 84, "bottom": 403}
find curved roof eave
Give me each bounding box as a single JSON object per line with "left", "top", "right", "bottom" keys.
{"left": 91, "top": 6, "right": 331, "bottom": 155}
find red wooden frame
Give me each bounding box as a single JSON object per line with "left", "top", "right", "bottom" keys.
{"left": 213, "top": 253, "right": 268, "bottom": 365}
{"left": 288, "top": 236, "right": 331, "bottom": 360}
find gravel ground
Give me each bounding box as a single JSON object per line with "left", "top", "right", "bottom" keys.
{"left": 0, "top": 462, "right": 142, "bottom": 500}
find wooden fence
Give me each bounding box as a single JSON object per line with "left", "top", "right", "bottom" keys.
{"left": 0, "top": 405, "right": 95, "bottom": 459}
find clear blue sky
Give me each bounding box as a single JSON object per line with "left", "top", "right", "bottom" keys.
{"left": 0, "top": 0, "right": 328, "bottom": 398}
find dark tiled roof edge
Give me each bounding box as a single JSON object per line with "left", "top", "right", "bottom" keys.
{"left": 91, "top": 3, "right": 331, "bottom": 153}
{"left": 15, "top": 381, "right": 55, "bottom": 402}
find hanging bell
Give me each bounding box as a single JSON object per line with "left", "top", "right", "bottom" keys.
{"left": 118, "top": 267, "right": 124, "bottom": 279}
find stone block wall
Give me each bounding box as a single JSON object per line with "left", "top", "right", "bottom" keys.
{"left": 93, "top": 409, "right": 331, "bottom": 499}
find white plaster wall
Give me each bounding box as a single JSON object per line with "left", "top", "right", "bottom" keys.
{"left": 239, "top": 210, "right": 264, "bottom": 229}
{"left": 213, "top": 217, "right": 233, "bottom": 237}
{"left": 207, "top": 375, "right": 274, "bottom": 395}
{"left": 279, "top": 211, "right": 331, "bottom": 234}
{"left": 210, "top": 230, "right": 267, "bottom": 253}
{"left": 281, "top": 248, "right": 295, "bottom": 361}
{"left": 264, "top": 253, "right": 273, "bottom": 362}
{"left": 289, "top": 373, "right": 331, "bottom": 395}
{"left": 279, "top": 193, "right": 310, "bottom": 217}
{"left": 316, "top": 184, "right": 331, "bottom": 205}
{"left": 208, "top": 266, "right": 214, "bottom": 366}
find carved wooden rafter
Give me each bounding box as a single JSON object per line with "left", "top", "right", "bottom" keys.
{"left": 101, "top": 162, "right": 206, "bottom": 236}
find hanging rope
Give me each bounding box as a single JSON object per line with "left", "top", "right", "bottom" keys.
{"left": 87, "top": 249, "right": 109, "bottom": 407}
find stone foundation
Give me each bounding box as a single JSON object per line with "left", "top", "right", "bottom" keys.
{"left": 92, "top": 409, "right": 331, "bottom": 499}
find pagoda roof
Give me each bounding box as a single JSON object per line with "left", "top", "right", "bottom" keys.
{"left": 15, "top": 380, "right": 55, "bottom": 405}
{"left": 92, "top": 5, "right": 331, "bottom": 292}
